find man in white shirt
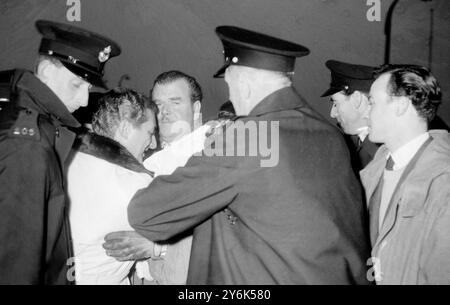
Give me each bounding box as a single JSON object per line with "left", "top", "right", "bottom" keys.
{"left": 362, "top": 64, "right": 450, "bottom": 284}
{"left": 104, "top": 71, "right": 208, "bottom": 284}
{"left": 145, "top": 70, "right": 204, "bottom": 175}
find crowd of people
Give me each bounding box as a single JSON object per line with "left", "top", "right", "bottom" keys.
{"left": 0, "top": 20, "right": 449, "bottom": 285}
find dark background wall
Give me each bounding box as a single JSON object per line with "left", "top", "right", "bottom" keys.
{"left": 1, "top": 0, "right": 449, "bottom": 124}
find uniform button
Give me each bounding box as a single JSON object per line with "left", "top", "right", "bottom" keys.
{"left": 55, "top": 129, "right": 60, "bottom": 137}
{"left": 13, "top": 127, "right": 20, "bottom": 135}
{"left": 29, "top": 128, "right": 35, "bottom": 136}
{"left": 21, "top": 128, "right": 28, "bottom": 135}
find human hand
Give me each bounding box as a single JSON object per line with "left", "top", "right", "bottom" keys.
{"left": 103, "top": 231, "right": 154, "bottom": 262}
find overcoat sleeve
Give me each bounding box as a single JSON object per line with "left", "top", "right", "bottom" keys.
{"left": 421, "top": 179, "right": 450, "bottom": 284}
{"left": 0, "top": 143, "right": 53, "bottom": 284}
{"left": 128, "top": 152, "right": 244, "bottom": 242}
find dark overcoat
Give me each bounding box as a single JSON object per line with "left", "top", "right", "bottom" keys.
{"left": 345, "top": 135, "right": 379, "bottom": 173}
{"left": 0, "top": 70, "right": 79, "bottom": 284}
{"left": 129, "top": 86, "right": 371, "bottom": 284}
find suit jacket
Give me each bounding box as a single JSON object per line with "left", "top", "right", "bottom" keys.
{"left": 361, "top": 130, "right": 450, "bottom": 284}
{"left": 0, "top": 70, "right": 79, "bottom": 284}
{"left": 129, "top": 86, "right": 371, "bottom": 284}
{"left": 346, "top": 135, "right": 379, "bottom": 173}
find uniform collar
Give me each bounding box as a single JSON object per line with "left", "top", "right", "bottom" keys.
{"left": 248, "top": 86, "right": 306, "bottom": 117}
{"left": 14, "top": 70, "right": 80, "bottom": 128}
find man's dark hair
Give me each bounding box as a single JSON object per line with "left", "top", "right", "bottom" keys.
{"left": 151, "top": 70, "right": 202, "bottom": 103}
{"left": 374, "top": 64, "right": 442, "bottom": 122}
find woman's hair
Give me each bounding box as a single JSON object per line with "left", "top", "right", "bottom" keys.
{"left": 92, "top": 88, "right": 158, "bottom": 139}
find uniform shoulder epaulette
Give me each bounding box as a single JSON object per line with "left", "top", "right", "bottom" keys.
{"left": 9, "top": 107, "right": 41, "bottom": 141}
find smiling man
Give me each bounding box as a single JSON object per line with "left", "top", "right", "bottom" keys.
{"left": 0, "top": 20, "right": 120, "bottom": 284}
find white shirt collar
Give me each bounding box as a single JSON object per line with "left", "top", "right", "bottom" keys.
{"left": 356, "top": 126, "right": 370, "bottom": 142}
{"left": 388, "top": 132, "right": 429, "bottom": 170}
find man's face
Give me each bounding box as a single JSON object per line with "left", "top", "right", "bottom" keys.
{"left": 329, "top": 91, "right": 362, "bottom": 135}
{"left": 368, "top": 73, "right": 396, "bottom": 143}
{"left": 46, "top": 64, "right": 91, "bottom": 113}
{"left": 152, "top": 79, "right": 200, "bottom": 143}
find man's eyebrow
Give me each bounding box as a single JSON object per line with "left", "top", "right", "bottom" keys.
{"left": 169, "top": 97, "right": 182, "bottom": 101}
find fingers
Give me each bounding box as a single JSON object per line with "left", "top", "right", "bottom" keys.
{"left": 105, "top": 249, "right": 135, "bottom": 262}
{"left": 105, "top": 247, "right": 148, "bottom": 262}
{"left": 115, "top": 254, "right": 135, "bottom": 262}
{"left": 104, "top": 230, "right": 137, "bottom": 241}
{"left": 102, "top": 239, "right": 131, "bottom": 250}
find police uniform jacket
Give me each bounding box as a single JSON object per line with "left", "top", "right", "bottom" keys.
{"left": 0, "top": 69, "right": 79, "bottom": 284}
{"left": 345, "top": 135, "right": 379, "bottom": 173}
{"left": 129, "top": 86, "right": 371, "bottom": 284}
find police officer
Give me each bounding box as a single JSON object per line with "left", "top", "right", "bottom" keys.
{"left": 106, "top": 26, "right": 370, "bottom": 284}
{"left": 322, "top": 60, "right": 380, "bottom": 172}
{"left": 0, "top": 20, "right": 120, "bottom": 284}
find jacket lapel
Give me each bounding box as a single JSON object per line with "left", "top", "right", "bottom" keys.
{"left": 372, "top": 137, "right": 433, "bottom": 251}
{"left": 361, "top": 151, "right": 386, "bottom": 246}
{"left": 368, "top": 177, "right": 383, "bottom": 246}
{"left": 56, "top": 126, "right": 76, "bottom": 168}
